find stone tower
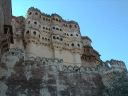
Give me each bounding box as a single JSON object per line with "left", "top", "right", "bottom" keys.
{"left": 0, "top": 0, "right": 13, "bottom": 58}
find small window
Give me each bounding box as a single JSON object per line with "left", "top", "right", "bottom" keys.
{"left": 46, "top": 28, "right": 48, "bottom": 30}
{"left": 45, "top": 38, "right": 47, "bottom": 40}
{"left": 43, "top": 18, "right": 45, "bottom": 20}
{"left": 74, "top": 25, "right": 77, "bottom": 28}
{"left": 42, "top": 37, "right": 44, "bottom": 39}
{"left": 29, "top": 12, "right": 32, "bottom": 15}
{"left": 70, "top": 34, "right": 73, "bottom": 36}
{"left": 35, "top": 12, "right": 38, "bottom": 15}
{"left": 56, "top": 28, "right": 59, "bottom": 30}
{"left": 57, "top": 37, "right": 59, "bottom": 39}
{"left": 39, "top": 35, "right": 40, "bottom": 38}
{"left": 71, "top": 43, "right": 74, "bottom": 46}
{"left": 77, "top": 44, "right": 80, "bottom": 47}
{"left": 33, "top": 31, "right": 36, "bottom": 35}
{"left": 53, "top": 27, "right": 55, "bottom": 29}
{"left": 67, "top": 34, "right": 69, "bottom": 36}
{"left": 56, "top": 18, "right": 58, "bottom": 21}
{"left": 26, "top": 30, "right": 29, "bottom": 34}
{"left": 53, "top": 36, "right": 56, "bottom": 39}
{"left": 43, "top": 27, "right": 45, "bottom": 29}
{"left": 34, "top": 21, "right": 37, "bottom": 24}
{"left": 76, "top": 34, "right": 78, "bottom": 36}
{"left": 60, "top": 29, "right": 62, "bottom": 31}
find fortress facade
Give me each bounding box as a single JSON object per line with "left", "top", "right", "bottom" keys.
{"left": 0, "top": 0, "right": 127, "bottom": 96}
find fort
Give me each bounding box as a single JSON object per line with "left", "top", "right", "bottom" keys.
{"left": 0, "top": 0, "right": 127, "bottom": 96}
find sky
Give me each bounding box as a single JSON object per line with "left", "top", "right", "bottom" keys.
{"left": 12, "top": 0, "right": 128, "bottom": 68}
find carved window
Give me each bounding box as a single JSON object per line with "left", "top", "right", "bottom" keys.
{"left": 56, "top": 18, "right": 58, "bottom": 21}
{"left": 57, "top": 37, "right": 59, "bottom": 39}
{"left": 71, "top": 43, "right": 74, "bottom": 46}
{"left": 26, "top": 30, "right": 29, "bottom": 34}
{"left": 60, "top": 29, "right": 62, "bottom": 31}
{"left": 70, "top": 34, "right": 73, "bottom": 36}
{"left": 74, "top": 25, "right": 77, "bottom": 28}
{"left": 53, "top": 27, "right": 55, "bottom": 29}
{"left": 33, "top": 31, "right": 36, "bottom": 35}
{"left": 34, "top": 21, "right": 37, "bottom": 25}
{"left": 56, "top": 28, "right": 59, "bottom": 30}
{"left": 29, "top": 12, "right": 32, "bottom": 15}
{"left": 43, "top": 27, "right": 45, "bottom": 29}
{"left": 77, "top": 44, "right": 80, "bottom": 47}
{"left": 35, "top": 12, "right": 38, "bottom": 15}
{"left": 53, "top": 36, "right": 56, "bottom": 39}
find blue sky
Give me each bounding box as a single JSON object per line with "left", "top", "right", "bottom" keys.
{"left": 12, "top": 0, "right": 128, "bottom": 68}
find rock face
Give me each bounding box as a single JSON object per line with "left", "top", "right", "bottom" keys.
{"left": 0, "top": 50, "right": 105, "bottom": 96}
{"left": 0, "top": 48, "right": 127, "bottom": 96}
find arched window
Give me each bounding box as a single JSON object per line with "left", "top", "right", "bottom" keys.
{"left": 53, "top": 36, "right": 56, "bottom": 39}
{"left": 29, "top": 12, "right": 32, "bottom": 15}
{"left": 43, "top": 27, "right": 45, "bottom": 29}
{"left": 60, "top": 29, "right": 62, "bottom": 31}
{"left": 77, "top": 44, "right": 80, "bottom": 47}
{"left": 43, "top": 18, "right": 45, "bottom": 20}
{"left": 74, "top": 25, "right": 77, "bottom": 28}
{"left": 56, "top": 28, "right": 59, "bottom": 30}
{"left": 57, "top": 37, "right": 59, "bottom": 39}
{"left": 45, "top": 38, "right": 47, "bottom": 41}
{"left": 71, "top": 43, "right": 74, "bottom": 46}
{"left": 33, "top": 31, "right": 36, "bottom": 35}
{"left": 35, "top": 12, "right": 38, "bottom": 15}
{"left": 53, "top": 27, "right": 55, "bottom": 29}
{"left": 34, "top": 21, "right": 37, "bottom": 25}
{"left": 56, "top": 18, "right": 58, "bottom": 21}
{"left": 26, "top": 30, "right": 29, "bottom": 34}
